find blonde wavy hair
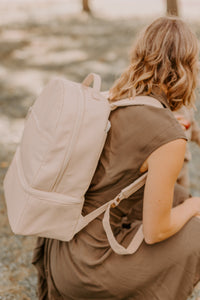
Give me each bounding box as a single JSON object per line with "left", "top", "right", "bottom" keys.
{"left": 109, "top": 17, "right": 199, "bottom": 111}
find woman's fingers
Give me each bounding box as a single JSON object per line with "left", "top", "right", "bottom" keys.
{"left": 174, "top": 114, "right": 191, "bottom": 130}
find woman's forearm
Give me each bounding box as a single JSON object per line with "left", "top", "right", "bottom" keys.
{"left": 146, "top": 197, "right": 200, "bottom": 244}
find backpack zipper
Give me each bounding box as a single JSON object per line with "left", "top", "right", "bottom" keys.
{"left": 51, "top": 86, "right": 85, "bottom": 191}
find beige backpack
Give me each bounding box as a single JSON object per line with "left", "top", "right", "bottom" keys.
{"left": 3, "top": 73, "right": 162, "bottom": 255}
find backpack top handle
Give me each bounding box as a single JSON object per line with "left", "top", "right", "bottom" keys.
{"left": 82, "top": 73, "right": 101, "bottom": 92}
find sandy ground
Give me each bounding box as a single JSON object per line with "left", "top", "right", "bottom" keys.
{"left": 0, "top": 1, "right": 200, "bottom": 299}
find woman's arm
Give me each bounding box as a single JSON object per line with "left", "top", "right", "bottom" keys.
{"left": 143, "top": 138, "right": 200, "bottom": 244}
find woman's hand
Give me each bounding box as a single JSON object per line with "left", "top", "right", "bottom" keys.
{"left": 183, "top": 197, "right": 200, "bottom": 216}
{"left": 190, "top": 197, "right": 200, "bottom": 217}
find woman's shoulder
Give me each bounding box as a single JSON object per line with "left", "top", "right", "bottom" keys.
{"left": 110, "top": 96, "right": 187, "bottom": 145}
{"left": 111, "top": 96, "right": 180, "bottom": 127}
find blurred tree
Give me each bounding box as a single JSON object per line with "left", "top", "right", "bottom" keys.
{"left": 82, "top": 0, "right": 91, "bottom": 13}
{"left": 167, "top": 0, "right": 179, "bottom": 16}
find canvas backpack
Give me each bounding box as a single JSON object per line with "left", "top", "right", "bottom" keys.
{"left": 3, "top": 73, "right": 162, "bottom": 255}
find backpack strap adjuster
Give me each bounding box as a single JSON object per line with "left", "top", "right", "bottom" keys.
{"left": 111, "top": 193, "right": 123, "bottom": 208}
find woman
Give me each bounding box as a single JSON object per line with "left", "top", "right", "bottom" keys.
{"left": 33, "top": 17, "right": 200, "bottom": 300}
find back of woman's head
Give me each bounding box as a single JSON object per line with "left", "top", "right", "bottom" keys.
{"left": 109, "top": 17, "right": 199, "bottom": 110}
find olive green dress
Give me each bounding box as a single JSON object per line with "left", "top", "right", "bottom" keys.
{"left": 32, "top": 92, "right": 200, "bottom": 300}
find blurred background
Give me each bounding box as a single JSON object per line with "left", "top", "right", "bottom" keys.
{"left": 0, "top": 0, "right": 200, "bottom": 299}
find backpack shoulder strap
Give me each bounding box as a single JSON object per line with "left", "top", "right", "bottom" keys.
{"left": 110, "top": 95, "right": 164, "bottom": 110}
{"left": 75, "top": 94, "right": 163, "bottom": 253}
{"left": 75, "top": 172, "right": 147, "bottom": 233}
